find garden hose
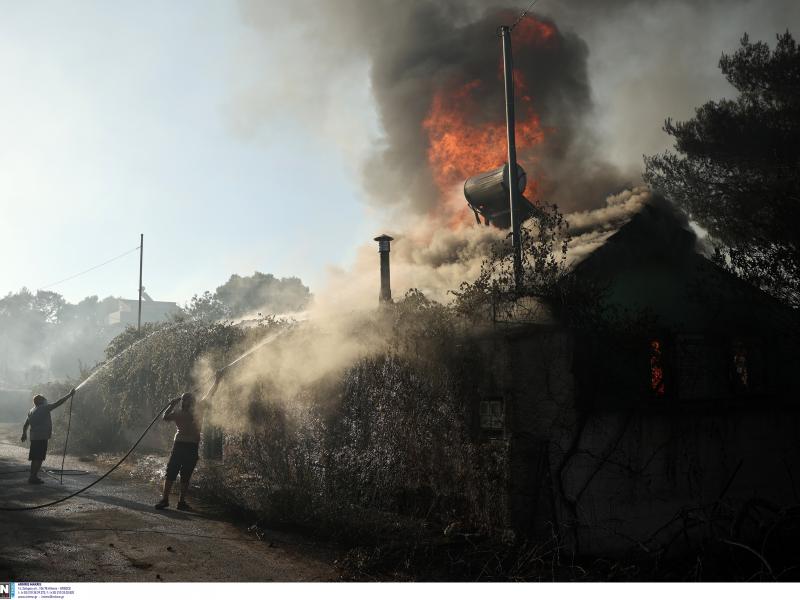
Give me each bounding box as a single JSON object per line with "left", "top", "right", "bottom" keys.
{"left": 0, "top": 327, "right": 286, "bottom": 512}
{"left": 60, "top": 391, "right": 74, "bottom": 485}
{"left": 0, "top": 398, "right": 176, "bottom": 511}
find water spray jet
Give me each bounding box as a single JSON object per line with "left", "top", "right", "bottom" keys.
{"left": 1, "top": 327, "right": 290, "bottom": 511}
{"left": 75, "top": 320, "right": 187, "bottom": 392}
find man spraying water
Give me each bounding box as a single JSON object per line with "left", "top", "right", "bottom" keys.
{"left": 155, "top": 375, "right": 221, "bottom": 511}
{"left": 21, "top": 389, "right": 76, "bottom": 484}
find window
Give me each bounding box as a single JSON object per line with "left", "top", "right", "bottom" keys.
{"left": 649, "top": 339, "right": 666, "bottom": 398}
{"left": 675, "top": 334, "right": 727, "bottom": 400}
{"left": 479, "top": 398, "right": 504, "bottom": 433}
{"left": 731, "top": 339, "right": 749, "bottom": 391}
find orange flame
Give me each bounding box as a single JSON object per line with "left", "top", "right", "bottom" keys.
{"left": 650, "top": 340, "right": 665, "bottom": 398}
{"left": 513, "top": 18, "right": 556, "bottom": 46}
{"left": 423, "top": 80, "right": 545, "bottom": 194}
{"left": 422, "top": 17, "right": 555, "bottom": 228}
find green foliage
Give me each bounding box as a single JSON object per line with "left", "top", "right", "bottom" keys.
{"left": 64, "top": 318, "right": 279, "bottom": 452}
{"left": 184, "top": 291, "right": 230, "bottom": 321}
{"left": 0, "top": 288, "right": 123, "bottom": 385}
{"left": 644, "top": 31, "right": 800, "bottom": 306}
{"left": 213, "top": 316, "right": 508, "bottom": 536}
{"left": 2, "top": 270, "right": 312, "bottom": 387}
{"left": 186, "top": 271, "right": 312, "bottom": 320}
{"left": 387, "top": 289, "right": 459, "bottom": 358}
{"left": 451, "top": 203, "right": 582, "bottom": 324}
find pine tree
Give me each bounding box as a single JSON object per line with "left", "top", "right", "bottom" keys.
{"left": 644, "top": 31, "right": 800, "bottom": 306}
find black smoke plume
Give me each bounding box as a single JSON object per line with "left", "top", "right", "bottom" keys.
{"left": 239, "top": 0, "right": 631, "bottom": 218}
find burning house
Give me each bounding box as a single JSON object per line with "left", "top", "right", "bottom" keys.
{"left": 210, "top": 192, "right": 800, "bottom": 561}
{"left": 399, "top": 11, "right": 799, "bottom": 554}
{"left": 208, "top": 6, "right": 799, "bottom": 565}
{"left": 462, "top": 194, "right": 800, "bottom": 556}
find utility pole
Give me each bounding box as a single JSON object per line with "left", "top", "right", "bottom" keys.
{"left": 500, "top": 25, "right": 523, "bottom": 294}
{"left": 137, "top": 233, "right": 143, "bottom": 332}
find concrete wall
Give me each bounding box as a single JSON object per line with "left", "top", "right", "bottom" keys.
{"left": 552, "top": 406, "right": 800, "bottom": 556}
{"left": 494, "top": 326, "right": 800, "bottom": 556}
{"left": 470, "top": 327, "right": 576, "bottom": 538}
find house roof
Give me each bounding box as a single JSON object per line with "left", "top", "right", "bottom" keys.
{"left": 567, "top": 191, "right": 798, "bottom": 333}
{"left": 566, "top": 187, "right": 699, "bottom": 270}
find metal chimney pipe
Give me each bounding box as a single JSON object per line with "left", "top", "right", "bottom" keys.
{"left": 374, "top": 234, "right": 394, "bottom": 304}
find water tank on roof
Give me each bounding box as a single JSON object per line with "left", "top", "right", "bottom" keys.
{"left": 463, "top": 163, "right": 538, "bottom": 229}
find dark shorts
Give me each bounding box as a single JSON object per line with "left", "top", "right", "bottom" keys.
{"left": 165, "top": 441, "right": 199, "bottom": 481}
{"left": 29, "top": 439, "right": 48, "bottom": 461}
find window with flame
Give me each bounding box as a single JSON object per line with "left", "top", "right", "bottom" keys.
{"left": 479, "top": 398, "right": 504, "bottom": 432}
{"left": 731, "top": 340, "right": 749, "bottom": 390}
{"left": 649, "top": 339, "right": 666, "bottom": 398}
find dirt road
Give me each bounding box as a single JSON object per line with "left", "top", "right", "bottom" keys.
{"left": 0, "top": 425, "right": 336, "bottom": 582}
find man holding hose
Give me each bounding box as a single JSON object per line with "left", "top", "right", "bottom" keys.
{"left": 21, "top": 389, "right": 76, "bottom": 484}
{"left": 155, "top": 376, "right": 221, "bottom": 511}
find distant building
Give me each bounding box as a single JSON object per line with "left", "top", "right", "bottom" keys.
{"left": 106, "top": 294, "right": 182, "bottom": 327}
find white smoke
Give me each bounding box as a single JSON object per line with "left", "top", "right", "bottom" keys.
{"left": 565, "top": 186, "right": 653, "bottom": 265}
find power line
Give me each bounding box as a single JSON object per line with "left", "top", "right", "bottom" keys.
{"left": 511, "top": 0, "right": 542, "bottom": 31}
{"left": 38, "top": 246, "right": 140, "bottom": 291}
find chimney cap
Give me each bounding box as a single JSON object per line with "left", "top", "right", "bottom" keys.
{"left": 374, "top": 234, "right": 394, "bottom": 242}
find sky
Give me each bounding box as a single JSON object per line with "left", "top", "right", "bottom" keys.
{"left": 0, "top": 1, "right": 379, "bottom": 305}
{"left": 1, "top": 0, "right": 798, "bottom": 306}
